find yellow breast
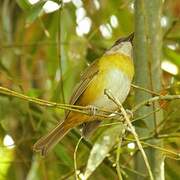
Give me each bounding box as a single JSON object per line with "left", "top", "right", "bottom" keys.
{"left": 99, "top": 53, "right": 134, "bottom": 80}
{"left": 79, "top": 53, "right": 134, "bottom": 109}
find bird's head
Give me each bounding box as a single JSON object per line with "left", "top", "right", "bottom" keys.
{"left": 106, "top": 33, "right": 134, "bottom": 58}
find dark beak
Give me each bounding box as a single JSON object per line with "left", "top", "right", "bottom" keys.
{"left": 113, "top": 32, "right": 134, "bottom": 46}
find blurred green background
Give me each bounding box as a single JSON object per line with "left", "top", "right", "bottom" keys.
{"left": 0, "top": 0, "right": 179, "bottom": 179}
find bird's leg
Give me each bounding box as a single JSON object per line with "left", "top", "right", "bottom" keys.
{"left": 86, "top": 105, "right": 98, "bottom": 116}
{"left": 81, "top": 120, "right": 101, "bottom": 138}
{"left": 81, "top": 106, "right": 101, "bottom": 137}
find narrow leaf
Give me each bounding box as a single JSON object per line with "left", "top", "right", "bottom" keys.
{"left": 26, "top": 2, "right": 45, "bottom": 24}
{"left": 84, "top": 124, "right": 124, "bottom": 179}
{"left": 16, "top": 0, "right": 31, "bottom": 10}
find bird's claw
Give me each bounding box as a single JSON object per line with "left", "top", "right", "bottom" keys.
{"left": 86, "top": 105, "right": 98, "bottom": 116}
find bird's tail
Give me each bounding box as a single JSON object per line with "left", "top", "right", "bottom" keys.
{"left": 33, "top": 120, "right": 72, "bottom": 156}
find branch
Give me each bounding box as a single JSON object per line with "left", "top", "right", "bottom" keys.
{"left": 104, "top": 89, "right": 154, "bottom": 180}
{"left": 0, "top": 86, "right": 119, "bottom": 119}
{"left": 116, "top": 127, "right": 126, "bottom": 180}
{"left": 57, "top": 0, "right": 65, "bottom": 103}
{"left": 124, "top": 138, "right": 179, "bottom": 159}
{"left": 132, "top": 95, "right": 180, "bottom": 112}
{"left": 131, "top": 84, "right": 160, "bottom": 96}
{"left": 74, "top": 137, "right": 83, "bottom": 180}
{"left": 1, "top": 86, "right": 180, "bottom": 120}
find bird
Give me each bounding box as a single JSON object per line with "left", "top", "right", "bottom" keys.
{"left": 33, "top": 33, "right": 135, "bottom": 156}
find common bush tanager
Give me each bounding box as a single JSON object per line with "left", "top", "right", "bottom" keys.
{"left": 34, "top": 33, "right": 134, "bottom": 156}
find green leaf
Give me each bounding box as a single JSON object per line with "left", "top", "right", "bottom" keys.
{"left": 16, "top": 0, "right": 45, "bottom": 24}
{"left": 16, "top": 0, "right": 31, "bottom": 10}
{"left": 0, "top": 97, "right": 10, "bottom": 120}
{"left": 163, "top": 46, "right": 180, "bottom": 66}
{"left": 26, "top": 2, "right": 45, "bottom": 25}
{"left": 133, "top": 119, "right": 148, "bottom": 129}
{"left": 26, "top": 156, "right": 40, "bottom": 180}
{"left": 2, "top": 0, "right": 12, "bottom": 43}
{"left": 51, "top": 79, "right": 62, "bottom": 103}
{"left": 84, "top": 124, "right": 124, "bottom": 179}
{"left": 0, "top": 60, "right": 12, "bottom": 76}
{"left": 55, "top": 144, "right": 73, "bottom": 167}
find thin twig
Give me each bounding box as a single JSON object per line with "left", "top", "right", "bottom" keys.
{"left": 141, "top": 141, "right": 179, "bottom": 158}
{"left": 0, "top": 86, "right": 120, "bottom": 118}
{"left": 132, "top": 95, "right": 180, "bottom": 112}
{"left": 116, "top": 139, "right": 123, "bottom": 180}
{"left": 131, "top": 107, "right": 161, "bottom": 123}
{"left": 120, "top": 164, "right": 146, "bottom": 177}
{"left": 0, "top": 41, "right": 57, "bottom": 49}
{"left": 74, "top": 137, "right": 83, "bottom": 180}
{"left": 1, "top": 86, "right": 180, "bottom": 119}
{"left": 100, "top": 108, "right": 161, "bottom": 128}
{"left": 57, "top": 0, "right": 65, "bottom": 103}
{"left": 104, "top": 89, "right": 154, "bottom": 180}
{"left": 131, "top": 84, "right": 160, "bottom": 96}
{"left": 124, "top": 137, "right": 179, "bottom": 158}
{"left": 116, "top": 128, "right": 126, "bottom": 180}
{"left": 157, "top": 133, "right": 180, "bottom": 139}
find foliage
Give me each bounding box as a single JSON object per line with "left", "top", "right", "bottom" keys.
{"left": 0, "top": 0, "right": 179, "bottom": 179}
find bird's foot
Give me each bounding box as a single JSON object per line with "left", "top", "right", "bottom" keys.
{"left": 86, "top": 105, "right": 98, "bottom": 116}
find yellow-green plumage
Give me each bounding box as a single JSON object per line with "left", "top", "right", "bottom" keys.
{"left": 33, "top": 35, "right": 135, "bottom": 156}
{"left": 99, "top": 54, "right": 134, "bottom": 79}
{"left": 79, "top": 53, "right": 134, "bottom": 109}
